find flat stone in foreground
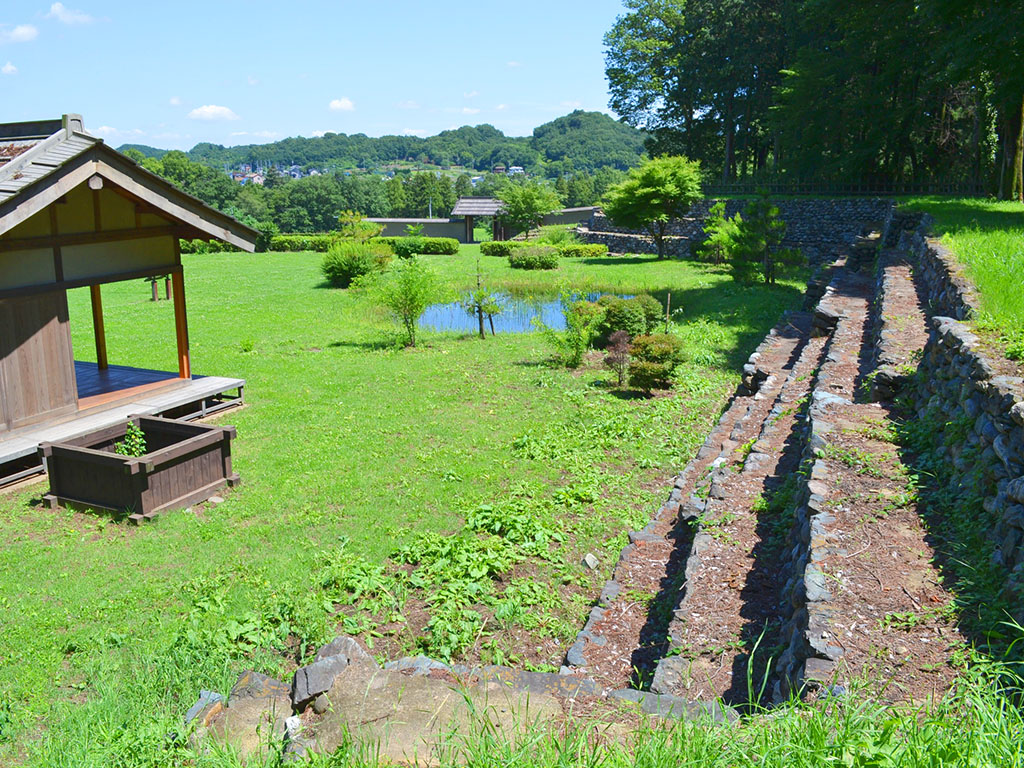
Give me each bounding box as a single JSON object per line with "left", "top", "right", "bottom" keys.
{"left": 300, "top": 661, "right": 563, "bottom": 765}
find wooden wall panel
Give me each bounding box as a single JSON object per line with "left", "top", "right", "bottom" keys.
{"left": 0, "top": 290, "right": 78, "bottom": 431}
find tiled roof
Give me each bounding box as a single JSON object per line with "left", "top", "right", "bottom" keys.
{"left": 451, "top": 197, "right": 504, "bottom": 216}
{"left": 0, "top": 114, "right": 259, "bottom": 250}
{"left": 0, "top": 120, "right": 99, "bottom": 205}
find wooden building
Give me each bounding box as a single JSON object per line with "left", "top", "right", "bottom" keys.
{"left": 0, "top": 115, "right": 257, "bottom": 484}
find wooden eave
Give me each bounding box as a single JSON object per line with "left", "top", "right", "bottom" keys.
{"left": 0, "top": 142, "right": 258, "bottom": 252}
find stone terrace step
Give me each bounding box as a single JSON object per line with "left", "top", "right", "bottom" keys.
{"left": 772, "top": 257, "right": 961, "bottom": 702}
{"left": 650, "top": 315, "right": 829, "bottom": 701}
{"left": 562, "top": 312, "right": 817, "bottom": 689}
{"left": 868, "top": 248, "right": 931, "bottom": 400}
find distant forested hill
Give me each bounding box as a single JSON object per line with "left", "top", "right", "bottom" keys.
{"left": 118, "top": 111, "right": 645, "bottom": 177}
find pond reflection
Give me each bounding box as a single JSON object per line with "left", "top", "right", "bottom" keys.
{"left": 420, "top": 293, "right": 633, "bottom": 334}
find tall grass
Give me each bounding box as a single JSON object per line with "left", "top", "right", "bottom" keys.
{"left": 311, "top": 661, "right": 1024, "bottom": 767}
{"left": 900, "top": 197, "right": 1024, "bottom": 355}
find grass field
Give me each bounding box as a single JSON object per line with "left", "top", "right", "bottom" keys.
{"left": 899, "top": 197, "right": 1024, "bottom": 357}
{"left": 0, "top": 246, "right": 807, "bottom": 765}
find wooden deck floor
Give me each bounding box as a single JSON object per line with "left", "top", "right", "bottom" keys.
{"left": 75, "top": 361, "right": 181, "bottom": 400}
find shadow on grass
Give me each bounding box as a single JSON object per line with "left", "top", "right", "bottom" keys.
{"left": 580, "top": 256, "right": 665, "bottom": 267}
{"left": 587, "top": 379, "right": 652, "bottom": 399}
{"left": 27, "top": 494, "right": 132, "bottom": 523}
{"left": 327, "top": 339, "right": 399, "bottom": 352}
{"left": 900, "top": 198, "right": 1024, "bottom": 236}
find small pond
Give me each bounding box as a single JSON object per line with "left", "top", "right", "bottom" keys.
{"left": 420, "top": 293, "right": 634, "bottom": 334}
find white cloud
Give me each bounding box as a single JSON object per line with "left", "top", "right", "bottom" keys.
{"left": 495, "top": 103, "right": 507, "bottom": 111}
{"left": 328, "top": 97, "right": 354, "bottom": 112}
{"left": 1, "top": 24, "right": 38, "bottom": 43}
{"left": 402, "top": 128, "right": 426, "bottom": 137}
{"left": 169, "top": 96, "right": 181, "bottom": 106}
{"left": 560, "top": 100, "right": 583, "bottom": 109}
{"left": 187, "top": 104, "right": 240, "bottom": 121}
{"left": 247, "top": 76, "right": 259, "bottom": 86}
{"left": 506, "top": 61, "right": 521, "bottom": 68}
{"left": 463, "top": 90, "right": 479, "bottom": 99}
{"left": 94, "top": 126, "right": 145, "bottom": 139}
{"left": 46, "top": 3, "right": 93, "bottom": 24}
{"left": 1, "top": 61, "right": 15, "bottom": 75}
{"left": 461, "top": 107, "right": 480, "bottom": 115}
{"left": 397, "top": 99, "right": 419, "bottom": 110}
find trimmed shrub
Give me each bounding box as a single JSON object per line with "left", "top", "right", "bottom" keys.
{"left": 269, "top": 234, "right": 335, "bottom": 252}
{"left": 376, "top": 236, "right": 460, "bottom": 257}
{"left": 480, "top": 241, "right": 526, "bottom": 257}
{"left": 597, "top": 296, "right": 646, "bottom": 341}
{"left": 179, "top": 239, "right": 243, "bottom": 254}
{"left": 370, "top": 236, "right": 400, "bottom": 250}
{"left": 321, "top": 241, "right": 393, "bottom": 288}
{"left": 632, "top": 294, "right": 664, "bottom": 331}
{"left": 595, "top": 295, "right": 664, "bottom": 343}
{"left": 628, "top": 333, "right": 685, "bottom": 391}
{"left": 509, "top": 246, "right": 559, "bottom": 270}
{"left": 557, "top": 243, "right": 609, "bottom": 258}
{"left": 418, "top": 237, "right": 460, "bottom": 255}
{"left": 392, "top": 237, "right": 424, "bottom": 258}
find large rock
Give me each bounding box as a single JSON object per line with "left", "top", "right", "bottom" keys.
{"left": 300, "top": 660, "right": 563, "bottom": 765}
{"left": 292, "top": 655, "right": 350, "bottom": 712}
{"left": 293, "top": 636, "right": 379, "bottom": 711}
{"left": 201, "top": 670, "right": 292, "bottom": 761}
{"left": 315, "top": 635, "right": 377, "bottom": 665}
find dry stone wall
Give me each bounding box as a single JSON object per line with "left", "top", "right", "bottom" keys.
{"left": 579, "top": 199, "right": 894, "bottom": 263}
{"left": 886, "top": 219, "right": 1024, "bottom": 615}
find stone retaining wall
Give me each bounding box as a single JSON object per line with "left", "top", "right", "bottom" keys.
{"left": 579, "top": 199, "right": 894, "bottom": 262}
{"left": 913, "top": 316, "right": 1024, "bottom": 609}
{"left": 882, "top": 216, "right": 1024, "bottom": 615}
{"left": 868, "top": 251, "right": 916, "bottom": 399}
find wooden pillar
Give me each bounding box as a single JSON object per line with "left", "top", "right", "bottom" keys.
{"left": 465, "top": 215, "right": 474, "bottom": 244}
{"left": 89, "top": 284, "right": 108, "bottom": 370}
{"left": 171, "top": 271, "right": 191, "bottom": 379}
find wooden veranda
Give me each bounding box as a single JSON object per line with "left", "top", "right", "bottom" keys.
{"left": 0, "top": 114, "right": 257, "bottom": 485}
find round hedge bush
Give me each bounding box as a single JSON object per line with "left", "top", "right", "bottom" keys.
{"left": 509, "top": 246, "right": 559, "bottom": 270}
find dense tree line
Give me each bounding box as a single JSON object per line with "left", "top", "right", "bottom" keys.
{"left": 120, "top": 111, "right": 646, "bottom": 180}
{"left": 124, "top": 148, "right": 619, "bottom": 234}
{"left": 605, "top": 0, "right": 1023, "bottom": 199}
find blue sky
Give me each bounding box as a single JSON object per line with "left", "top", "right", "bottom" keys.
{"left": 0, "top": 0, "right": 627, "bottom": 150}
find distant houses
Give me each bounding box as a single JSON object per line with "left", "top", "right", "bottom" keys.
{"left": 231, "top": 172, "right": 266, "bottom": 186}
{"left": 223, "top": 160, "right": 528, "bottom": 185}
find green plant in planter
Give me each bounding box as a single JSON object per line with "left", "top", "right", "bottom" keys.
{"left": 115, "top": 422, "right": 147, "bottom": 457}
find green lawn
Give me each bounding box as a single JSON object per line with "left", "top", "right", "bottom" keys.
{"left": 899, "top": 197, "right": 1024, "bottom": 357}
{"left": 0, "top": 246, "right": 805, "bottom": 765}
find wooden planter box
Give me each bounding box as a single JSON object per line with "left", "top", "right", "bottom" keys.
{"left": 39, "top": 415, "right": 239, "bottom": 521}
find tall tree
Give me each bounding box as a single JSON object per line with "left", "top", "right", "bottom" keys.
{"left": 605, "top": 0, "right": 788, "bottom": 181}
{"left": 922, "top": 0, "right": 1024, "bottom": 199}
{"left": 496, "top": 179, "right": 562, "bottom": 237}
{"left": 602, "top": 155, "right": 703, "bottom": 259}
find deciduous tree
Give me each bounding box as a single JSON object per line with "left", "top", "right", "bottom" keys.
{"left": 602, "top": 155, "right": 702, "bottom": 258}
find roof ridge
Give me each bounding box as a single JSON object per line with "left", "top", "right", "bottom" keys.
{"left": 0, "top": 132, "right": 64, "bottom": 186}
